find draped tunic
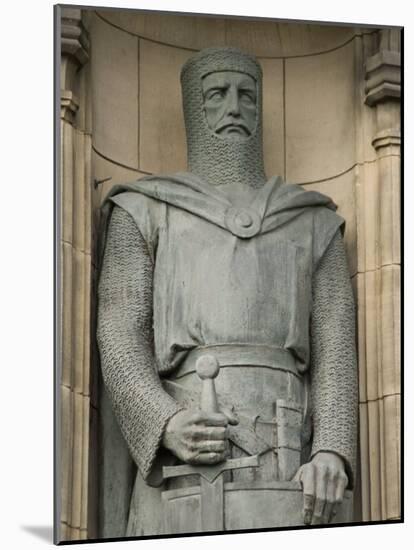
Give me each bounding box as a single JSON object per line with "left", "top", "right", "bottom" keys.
{"left": 97, "top": 173, "right": 358, "bottom": 537}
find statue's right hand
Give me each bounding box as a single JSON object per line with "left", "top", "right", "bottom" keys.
{"left": 162, "top": 408, "right": 236, "bottom": 465}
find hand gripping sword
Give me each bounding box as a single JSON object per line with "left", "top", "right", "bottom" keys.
{"left": 162, "top": 354, "right": 260, "bottom": 531}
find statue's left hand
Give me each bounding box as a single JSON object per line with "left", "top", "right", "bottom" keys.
{"left": 293, "top": 451, "right": 348, "bottom": 525}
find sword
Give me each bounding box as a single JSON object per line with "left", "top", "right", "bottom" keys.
{"left": 163, "top": 354, "right": 260, "bottom": 531}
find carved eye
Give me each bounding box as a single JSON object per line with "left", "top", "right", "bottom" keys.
{"left": 208, "top": 90, "right": 224, "bottom": 101}
{"left": 240, "top": 91, "right": 256, "bottom": 104}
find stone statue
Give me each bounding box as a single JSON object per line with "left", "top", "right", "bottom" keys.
{"left": 97, "top": 47, "right": 358, "bottom": 537}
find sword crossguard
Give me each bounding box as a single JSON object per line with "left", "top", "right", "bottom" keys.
{"left": 163, "top": 353, "right": 260, "bottom": 484}
{"left": 163, "top": 353, "right": 260, "bottom": 532}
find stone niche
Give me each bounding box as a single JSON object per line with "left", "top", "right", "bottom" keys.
{"left": 56, "top": 5, "right": 401, "bottom": 542}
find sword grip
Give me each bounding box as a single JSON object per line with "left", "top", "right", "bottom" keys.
{"left": 196, "top": 355, "right": 220, "bottom": 414}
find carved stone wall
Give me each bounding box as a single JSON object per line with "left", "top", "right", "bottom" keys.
{"left": 58, "top": 7, "right": 92, "bottom": 542}
{"left": 58, "top": 7, "right": 401, "bottom": 541}
{"left": 357, "top": 29, "right": 401, "bottom": 521}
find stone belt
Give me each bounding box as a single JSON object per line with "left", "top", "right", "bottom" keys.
{"left": 171, "top": 343, "right": 301, "bottom": 380}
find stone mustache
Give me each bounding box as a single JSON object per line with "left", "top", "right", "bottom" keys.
{"left": 97, "top": 47, "right": 358, "bottom": 537}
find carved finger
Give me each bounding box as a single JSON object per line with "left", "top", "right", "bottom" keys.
{"left": 324, "top": 476, "right": 336, "bottom": 523}
{"left": 303, "top": 494, "right": 314, "bottom": 525}
{"left": 311, "top": 498, "right": 325, "bottom": 525}
{"left": 330, "top": 504, "right": 338, "bottom": 523}
{"left": 197, "top": 440, "right": 226, "bottom": 453}
{"left": 312, "top": 468, "right": 327, "bottom": 524}
{"left": 191, "top": 452, "right": 224, "bottom": 465}
{"left": 300, "top": 466, "right": 315, "bottom": 525}
{"left": 191, "top": 426, "right": 227, "bottom": 441}
{"left": 293, "top": 464, "right": 304, "bottom": 483}
{"left": 220, "top": 406, "right": 239, "bottom": 426}
{"left": 193, "top": 412, "right": 228, "bottom": 427}
{"left": 335, "top": 473, "right": 348, "bottom": 504}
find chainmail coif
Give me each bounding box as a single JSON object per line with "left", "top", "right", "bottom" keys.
{"left": 181, "top": 47, "right": 267, "bottom": 188}
{"left": 98, "top": 206, "right": 357, "bottom": 486}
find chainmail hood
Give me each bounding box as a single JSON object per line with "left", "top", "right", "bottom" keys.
{"left": 181, "top": 47, "right": 267, "bottom": 187}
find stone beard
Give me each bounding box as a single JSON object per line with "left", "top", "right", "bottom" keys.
{"left": 97, "top": 47, "right": 358, "bottom": 537}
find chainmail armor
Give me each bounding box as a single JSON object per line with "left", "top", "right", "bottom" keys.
{"left": 97, "top": 206, "right": 184, "bottom": 480}
{"left": 97, "top": 206, "right": 357, "bottom": 485}
{"left": 181, "top": 47, "right": 267, "bottom": 188}
{"left": 310, "top": 230, "right": 358, "bottom": 488}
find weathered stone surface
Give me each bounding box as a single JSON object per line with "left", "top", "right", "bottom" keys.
{"left": 61, "top": 8, "right": 89, "bottom": 66}
{"left": 225, "top": 20, "right": 355, "bottom": 58}
{"left": 360, "top": 393, "right": 401, "bottom": 522}
{"left": 383, "top": 394, "right": 400, "bottom": 519}
{"left": 76, "top": 62, "right": 92, "bottom": 134}
{"left": 357, "top": 266, "right": 400, "bottom": 398}
{"left": 365, "top": 29, "right": 401, "bottom": 108}
{"left": 355, "top": 160, "right": 379, "bottom": 274}
{"left": 72, "top": 248, "right": 87, "bottom": 395}
{"left": 92, "top": 149, "right": 148, "bottom": 204}
{"left": 61, "top": 120, "right": 74, "bottom": 245}
{"left": 84, "top": 134, "right": 92, "bottom": 256}
{"left": 73, "top": 130, "right": 86, "bottom": 252}
{"left": 81, "top": 395, "right": 91, "bottom": 535}
{"left": 302, "top": 168, "right": 358, "bottom": 277}
{"left": 86, "top": 404, "right": 100, "bottom": 540}
{"left": 90, "top": 12, "right": 139, "bottom": 169}
{"left": 98, "top": 9, "right": 356, "bottom": 59}
{"left": 70, "top": 392, "right": 85, "bottom": 532}
{"left": 354, "top": 35, "right": 378, "bottom": 164}
{"left": 358, "top": 401, "right": 370, "bottom": 519}
{"left": 82, "top": 257, "right": 92, "bottom": 396}
{"left": 61, "top": 241, "right": 73, "bottom": 389}
{"left": 355, "top": 26, "right": 401, "bottom": 523}
{"left": 377, "top": 149, "right": 401, "bottom": 268}
{"left": 96, "top": 9, "right": 226, "bottom": 51}
{"left": 59, "top": 8, "right": 93, "bottom": 543}
{"left": 356, "top": 273, "right": 368, "bottom": 403}
{"left": 285, "top": 41, "right": 356, "bottom": 183}
{"left": 60, "top": 385, "right": 74, "bottom": 531}
{"left": 261, "top": 58, "right": 284, "bottom": 178}
{"left": 139, "top": 40, "right": 190, "bottom": 174}
{"left": 356, "top": 263, "right": 400, "bottom": 521}
{"left": 366, "top": 398, "right": 382, "bottom": 520}
{"left": 60, "top": 8, "right": 89, "bottom": 126}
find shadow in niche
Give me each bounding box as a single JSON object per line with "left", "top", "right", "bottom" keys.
{"left": 20, "top": 525, "right": 53, "bottom": 543}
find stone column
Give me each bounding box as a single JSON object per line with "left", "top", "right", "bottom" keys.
{"left": 58, "top": 7, "right": 92, "bottom": 542}
{"left": 356, "top": 28, "right": 401, "bottom": 521}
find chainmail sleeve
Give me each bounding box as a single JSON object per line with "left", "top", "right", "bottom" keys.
{"left": 310, "top": 229, "right": 358, "bottom": 489}
{"left": 97, "top": 205, "right": 183, "bottom": 480}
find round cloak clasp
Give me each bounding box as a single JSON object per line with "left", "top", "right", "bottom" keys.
{"left": 225, "top": 207, "right": 261, "bottom": 238}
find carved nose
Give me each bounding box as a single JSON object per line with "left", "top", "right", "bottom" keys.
{"left": 227, "top": 89, "right": 240, "bottom": 116}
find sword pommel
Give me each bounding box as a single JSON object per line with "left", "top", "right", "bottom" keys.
{"left": 196, "top": 355, "right": 220, "bottom": 414}
{"left": 196, "top": 354, "right": 220, "bottom": 379}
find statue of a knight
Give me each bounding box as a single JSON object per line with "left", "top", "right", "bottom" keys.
{"left": 96, "top": 47, "right": 358, "bottom": 538}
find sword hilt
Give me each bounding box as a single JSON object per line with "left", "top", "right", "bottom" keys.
{"left": 196, "top": 355, "right": 220, "bottom": 414}
{"left": 163, "top": 354, "right": 260, "bottom": 484}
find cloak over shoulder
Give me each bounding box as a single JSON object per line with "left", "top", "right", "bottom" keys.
{"left": 97, "top": 172, "right": 348, "bottom": 537}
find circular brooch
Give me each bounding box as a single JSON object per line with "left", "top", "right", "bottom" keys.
{"left": 224, "top": 207, "right": 261, "bottom": 238}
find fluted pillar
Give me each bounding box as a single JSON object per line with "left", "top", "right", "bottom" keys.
{"left": 356, "top": 28, "right": 401, "bottom": 522}
{"left": 58, "top": 6, "right": 92, "bottom": 542}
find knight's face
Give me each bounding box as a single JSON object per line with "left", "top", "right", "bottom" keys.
{"left": 201, "top": 71, "right": 257, "bottom": 139}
